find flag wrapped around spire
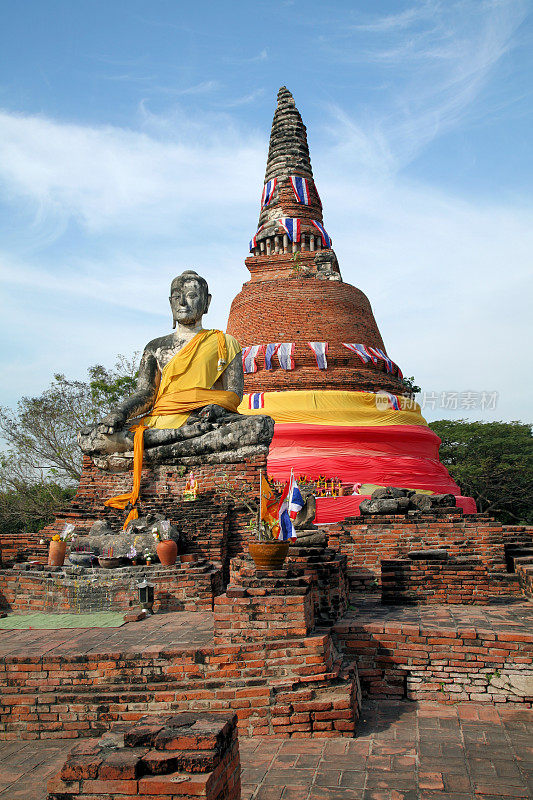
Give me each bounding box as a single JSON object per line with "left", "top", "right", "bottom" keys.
{"left": 368, "top": 347, "right": 394, "bottom": 373}
{"left": 289, "top": 176, "right": 310, "bottom": 205}
{"left": 261, "top": 179, "right": 277, "bottom": 208}
{"left": 249, "top": 225, "right": 264, "bottom": 252}
{"left": 279, "top": 217, "right": 301, "bottom": 243}
{"left": 311, "top": 220, "right": 332, "bottom": 248}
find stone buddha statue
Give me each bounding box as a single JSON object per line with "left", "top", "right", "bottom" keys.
{"left": 79, "top": 270, "right": 274, "bottom": 478}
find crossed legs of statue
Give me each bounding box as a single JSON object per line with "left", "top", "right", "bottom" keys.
{"left": 79, "top": 405, "right": 274, "bottom": 472}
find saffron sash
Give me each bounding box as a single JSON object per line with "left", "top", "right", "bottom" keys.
{"left": 105, "top": 329, "right": 241, "bottom": 528}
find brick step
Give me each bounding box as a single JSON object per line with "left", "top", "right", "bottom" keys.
{"left": 0, "top": 668, "right": 358, "bottom": 739}
{"left": 347, "top": 570, "right": 379, "bottom": 592}
{"left": 505, "top": 540, "right": 533, "bottom": 572}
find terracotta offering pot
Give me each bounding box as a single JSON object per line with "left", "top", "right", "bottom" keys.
{"left": 98, "top": 557, "right": 122, "bottom": 569}
{"left": 157, "top": 539, "right": 178, "bottom": 566}
{"left": 249, "top": 540, "right": 290, "bottom": 570}
{"left": 48, "top": 540, "right": 67, "bottom": 567}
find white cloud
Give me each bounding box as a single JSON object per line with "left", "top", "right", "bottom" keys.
{"left": 320, "top": 0, "right": 528, "bottom": 175}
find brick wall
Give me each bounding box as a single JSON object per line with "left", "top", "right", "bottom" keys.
{"left": 227, "top": 278, "right": 404, "bottom": 394}
{"left": 381, "top": 554, "right": 520, "bottom": 605}
{"left": 328, "top": 514, "right": 533, "bottom": 578}
{"left": 0, "top": 532, "right": 49, "bottom": 567}
{"left": 38, "top": 456, "right": 266, "bottom": 574}
{"left": 0, "top": 557, "right": 224, "bottom": 614}
{"left": 334, "top": 620, "right": 533, "bottom": 705}
{"left": 47, "top": 712, "right": 240, "bottom": 800}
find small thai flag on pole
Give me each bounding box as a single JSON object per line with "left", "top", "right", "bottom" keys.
{"left": 265, "top": 343, "right": 279, "bottom": 370}
{"left": 248, "top": 392, "right": 265, "bottom": 409}
{"left": 261, "top": 179, "right": 277, "bottom": 208}
{"left": 277, "top": 476, "right": 299, "bottom": 541}
{"left": 308, "top": 342, "right": 328, "bottom": 369}
{"left": 279, "top": 217, "right": 301, "bottom": 243}
{"left": 368, "top": 347, "right": 394, "bottom": 373}
{"left": 289, "top": 176, "right": 310, "bottom": 205}
{"left": 242, "top": 345, "right": 264, "bottom": 374}
{"left": 276, "top": 342, "right": 295, "bottom": 370}
{"left": 287, "top": 472, "right": 305, "bottom": 519}
{"left": 311, "top": 220, "right": 332, "bottom": 248}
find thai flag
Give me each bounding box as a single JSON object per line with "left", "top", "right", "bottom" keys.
{"left": 265, "top": 343, "right": 279, "bottom": 370}
{"left": 368, "top": 347, "right": 394, "bottom": 373}
{"left": 279, "top": 217, "right": 301, "bottom": 243}
{"left": 276, "top": 342, "right": 295, "bottom": 370}
{"left": 396, "top": 364, "right": 404, "bottom": 380}
{"left": 387, "top": 393, "right": 401, "bottom": 411}
{"left": 242, "top": 345, "right": 263, "bottom": 374}
{"left": 342, "top": 343, "right": 375, "bottom": 364}
{"left": 277, "top": 482, "right": 297, "bottom": 541}
{"left": 289, "top": 176, "right": 310, "bottom": 205}
{"left": 249, "top": 225, "right": 264, "bottom": 252}
{"left": 248, "top": 392, "right": 265, "bottom": 409}
{"left": 308, "top": 342, "right": 328, "bottom": 370}
{"left": 261, "top": 179, "right": 277, "bottom": 208}
{"left": 287, "top": 475, "right": 305, "bottom": 519}
{"left": 311, "top": 220, "right": 332, "bottom": 248}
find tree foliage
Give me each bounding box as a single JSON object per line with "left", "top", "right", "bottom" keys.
{"left": 430, "top": 419, "right": 533, "bottom": 523}
{"left": 0, "top": 356, "right": 137, "bottom": 532}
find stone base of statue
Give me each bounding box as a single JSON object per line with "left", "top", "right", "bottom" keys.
{"left": 40, "top": 454, "right": 267, "bottom": 571}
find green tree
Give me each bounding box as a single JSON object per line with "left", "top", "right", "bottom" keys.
{"left": 430, "top": 419, "right": 533, "bottom": 523}
{"left": 0, "top": 355, "right": 137, "bottom": 532}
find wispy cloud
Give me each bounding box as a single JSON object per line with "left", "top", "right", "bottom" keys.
{"left": 319, "top": 0, "right": 528, "bottom": 175}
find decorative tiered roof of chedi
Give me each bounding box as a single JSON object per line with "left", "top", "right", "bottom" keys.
{"left": 226, "top": 86, "right": 405, "bottom": 395}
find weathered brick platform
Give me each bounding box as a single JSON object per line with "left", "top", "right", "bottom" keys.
{"left": 334, "top": 599, "right": 533, "bottom": 705}
{"left": 328, "top": 512, "right": 533, "bottom": 597}
{"left": 0, "top": 545, "right": 361, "bottom": 741}
{"left": 40, "top": 455, "right": 267, "bottom": 570}
{"left": 0, "top": 556, "right": 224, "bottom": 614}
{"left": 381, "top": 551, "right": 519, "bottom": 605}
{"left": 47, "top": 712, "right": 240, "bottom": 800}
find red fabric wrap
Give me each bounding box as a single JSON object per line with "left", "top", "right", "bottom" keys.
{"left": 267, "top": 423, "right": 461, "bottom": 494}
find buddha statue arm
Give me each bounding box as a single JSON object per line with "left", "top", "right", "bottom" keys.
{"left": 220, "top": 351, "right": 244, "bottom": 400}
{"left": 98, "top": 348, "right": 160, "bottom": 435}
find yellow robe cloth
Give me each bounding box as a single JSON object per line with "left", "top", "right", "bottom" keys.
{"left": 238, "top": 390, "right": 427, "bottom": 428}
{"left": 104, "top": 329, "right": 241, "bottom": 528}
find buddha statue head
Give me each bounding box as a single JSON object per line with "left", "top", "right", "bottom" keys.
{"left": 169, "top": 270, "right": 212, "bottom": 329}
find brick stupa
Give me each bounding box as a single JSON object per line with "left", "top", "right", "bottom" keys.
{"left": 227, "top": 87, "right": 467, "bottom": 510}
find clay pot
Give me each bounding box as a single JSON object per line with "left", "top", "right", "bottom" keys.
{"left": 48, "top": 540, "right": 67, "bottom": 567}
{"left": 98, "top": 557, "right": 122, "bottom": 569}
{"left": 249, "top": 540, "right": 290, "bottom": 570}
{"left": 157, "top": 539, "right": 178, "bottom": 566}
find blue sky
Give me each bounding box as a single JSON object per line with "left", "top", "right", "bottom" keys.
{"left": 0, "top": 0, "right": 532, "bottom": 423}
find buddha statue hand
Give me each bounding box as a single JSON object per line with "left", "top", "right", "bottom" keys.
{"left": 97, "top": 409, "right": 129, "bottom": 436}
{"left": 195, "top": 404, "right": 240, "bottom": 424}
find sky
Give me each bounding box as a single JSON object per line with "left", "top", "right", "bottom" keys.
{"left": 0, "top": 0, "right": 532, "bottom": 424}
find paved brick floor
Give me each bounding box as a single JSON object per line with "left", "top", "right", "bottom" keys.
{"left": 1, "top": 601, "right": 531, "bottom": 660}
{"left": 347, "top": 598, "right": 533, "bottom": 635}
{"left": 0, "top": 611, "right": 213, "bottom": 658}
{"left": 0, "top": 702, "right": 531, "bottom": 800}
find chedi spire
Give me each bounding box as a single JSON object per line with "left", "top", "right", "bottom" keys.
{"left": 256, "top": 86, "right": 327, "bottom": 244}
{"left": 264, "top": 87, "right": 314, "bottom": 182}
